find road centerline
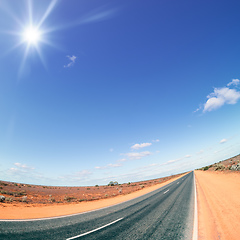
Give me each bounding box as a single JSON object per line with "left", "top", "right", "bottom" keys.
{"left": 66, "top": 217, "right": 124, "bottom": 240}
{"left": 163, "top": 189, "right": 169, "bottom": 194}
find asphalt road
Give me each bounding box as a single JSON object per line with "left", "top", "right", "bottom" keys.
{"left": 0, "top": 172, "right": 195, "bottom": 240}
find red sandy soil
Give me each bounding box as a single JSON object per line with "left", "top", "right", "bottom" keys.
{"left": 0, "top": 173, "right": 186, "bottom": 219}
{"left": 199, "top": 154, "right": 240, "bottom": 172}
{"left": 195, "top": 170, "right": 240, "bottom": 240}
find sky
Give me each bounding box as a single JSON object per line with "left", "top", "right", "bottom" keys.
{"left": 0, "top": 0, "right": 240, "bottom": 186}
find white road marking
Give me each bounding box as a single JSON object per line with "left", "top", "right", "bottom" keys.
{"left": 163, "top": 189, "right": 169, "bottom": 194}
{"left": 177, "top": 182, "right": 179, "bottom": 184}
{"left": 192, "top": 172, "right": 198, "bottom": 240}
{"left": 66, "top": 217, "right": 124, "bottom": 239}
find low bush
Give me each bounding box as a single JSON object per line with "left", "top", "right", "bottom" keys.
{"left": 64, "top": 196, "right": 76, "bottom": 202}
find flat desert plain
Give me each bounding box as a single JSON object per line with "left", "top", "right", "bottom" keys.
{"left": 1, "top": 164, "right": 240, "bottom": 240}
{"left": 0, "top": 173, "right": 185, "bottom": 219}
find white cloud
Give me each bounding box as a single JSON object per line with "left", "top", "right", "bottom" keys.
{"left": 123, "top": 151, "right": 152, "bottom": 160}
{"left": 59, "top": 170, "right": 92, "bottom": 182}
{"left": 220, "top": 138, "right": 227, "bottom": 144}
{"left": 64, "top": 55, "right": 77, "bottom": 68}
{"left": 227, "top": 79, "right": 240, "bottom": 87}
{"left": 74, "top": 170, "right": 92, "bottom": 179}
{"left": 165, "top": 154, "right": 191, "bottom": 164}
{"left": 117, "top": 158, "right": 127, "bottom": 162}
{"left": 167, "top": 159, "right": 180, "bottom": 164}
{"left": 203, "top": 87, "right": 240, "bottom": 112}
{"left": 194, "top": 108, "right": 201, "bottom": 113}
{"left": 197, "top": 150, "right": 204, "bottom": 155}
{"left": 131, "top": 142, "right": 152, "bottom": 150}
{"left": 95, "top": 163, "right": 122, "bottom": 170}
{"left": 14, "top": 162, "right": 35, "bottom": 170}
{"left": 152, "top": 139, "right": 160, "bottom": 142}
{"left": 196, "top": 79, "right": 240, "bottom": 113}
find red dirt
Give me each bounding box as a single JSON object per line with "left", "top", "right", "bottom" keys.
{"left": 0, "top": 173, "right": 186, "bottom": 219}
{"left": 195, "top": 170, "right": 240, "bottom": 240}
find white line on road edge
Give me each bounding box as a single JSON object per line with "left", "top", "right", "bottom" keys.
{"left": 192, "top": 172, "right": 198, "bottom": 240}
{"left": 163, "top": 189, "right": 169, "bottom": 194}
{"left": 66, "top": 217, "right": 124, "bottom": 240}
{"left": 177, "top": 182, "right": 179, "bottom": 184}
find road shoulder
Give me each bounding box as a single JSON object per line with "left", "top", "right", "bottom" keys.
{"left": 195, "top": 170, "right": 240, "bottom": 240}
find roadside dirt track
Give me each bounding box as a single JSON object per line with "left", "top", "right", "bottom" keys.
{"left": 195, "top": 170, "right": 240, "bottom": 240}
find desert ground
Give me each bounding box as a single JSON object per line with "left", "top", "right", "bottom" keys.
{"left": 0, "top": 173, "right": 185, "bottom": 219}
{"left": 1, "top": 154, "right": 240, "bottom": 240}
{"left": 195, "top": 154, "right": 240, "bottom": 240}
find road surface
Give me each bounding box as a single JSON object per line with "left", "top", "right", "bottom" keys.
{"left": 0, "top": 172, "right": 195, "bottom": 240}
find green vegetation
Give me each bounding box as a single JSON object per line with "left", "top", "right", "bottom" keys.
{"left": 78, "top": 199, "right": 85, "bottom": 202}
{"left": 64, "top": 196, "right": 76, "bottom": 202}
{"left": 0, "top": 190, "right": 26, "bottom": 197}
{"left": 108, "top": 181, "right": 118, "bottom": 186}
{"left": 0, "top": 182, "right": 8, "bottom": 186}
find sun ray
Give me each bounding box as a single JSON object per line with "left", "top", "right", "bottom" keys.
{"left": 35, "top": 44, "right": 48, "bottom": 70}
{"left": 39, "top": 38, "right": 64, "bottom": 52}
{"left": 27, "top": 0, "right": 33, "bottom": 25}
{"left": 37, "top": 0, "right": 58, "bottom": 29}
{"left": 1, "top": 41, "right": 25, "bottom": 58}
{"left": 0, "top": 2, "right": 24, "bottom": 29}
{"left": 18, "top": 44, "right": 31, "bottom": 77}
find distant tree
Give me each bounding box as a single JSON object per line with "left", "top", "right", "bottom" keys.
{"left": 108, "top": 181, "right": 118, "bottom": 186}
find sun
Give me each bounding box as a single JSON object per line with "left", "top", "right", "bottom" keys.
{"left": 23, "top": 26, "right": 41, "bottom": 45}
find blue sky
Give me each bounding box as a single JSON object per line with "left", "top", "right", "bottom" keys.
{"left": 0, "top": 0, "right": 240, "bottom": 186}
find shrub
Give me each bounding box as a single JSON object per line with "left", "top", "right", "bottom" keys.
{"left": 203, "top": 166, "right": 209, "bottom": 171}
{"left": 0, "top": 196, "right": 5, "bottom": 202}
{"left": 48, "top": 197, "right": 55, "bottom": 203}
{"left": 22, "top": 196, "right": 27, "bottom": 202}
{"left": 215, "top": 163, "right": 225, "bottom": 171}
{"left": 64, "top": 196, "right": 76, "bottom": 202}
{"left": 5, "top": 197, "right": 13, "bottom": 202}
{"left": 0, "top": 182, "right": 8, "bottom": 186}
{"left": 108, "top": 181, "right": 118, "bottom": 186}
